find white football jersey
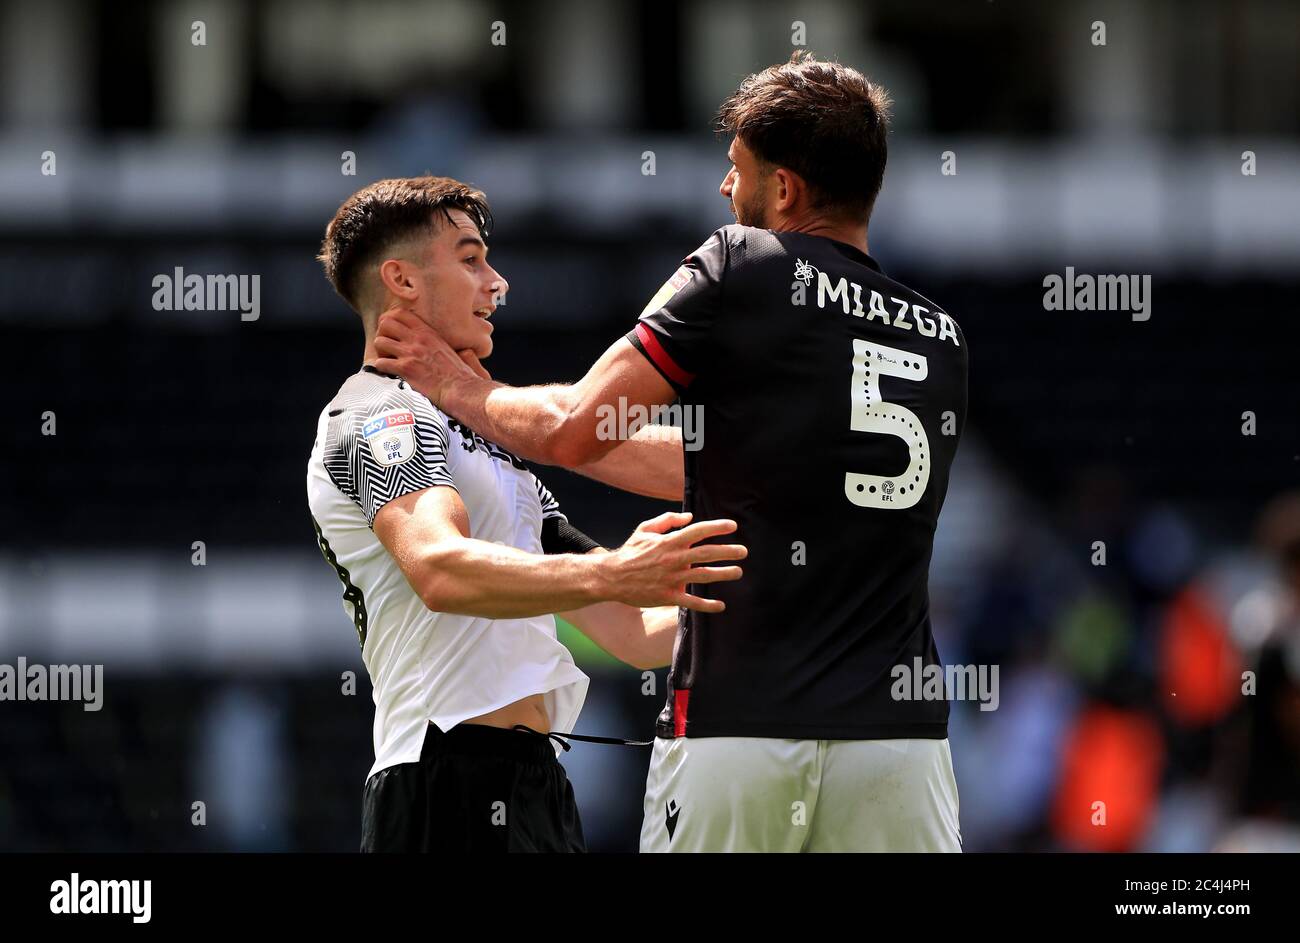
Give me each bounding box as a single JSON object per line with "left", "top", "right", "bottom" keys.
{"left": 306, "top": 366, "right": 589, "bottom": 780}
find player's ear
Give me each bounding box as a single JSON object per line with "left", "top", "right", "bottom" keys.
{"left": 772, "top": 166, "right": 805, "bottom": 214}
{"left": 378, "top": 258, "right": 419, "bottom": 302}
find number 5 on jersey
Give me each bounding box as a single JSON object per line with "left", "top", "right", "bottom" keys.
{"left": 845, "top": 339, "right": 930, "bottom": 510}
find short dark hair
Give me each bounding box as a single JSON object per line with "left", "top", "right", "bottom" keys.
{"left": 318, "top": 175, "right": 493, "bottom": 312}
{"left": 717, "top": 51, "right": 892, "bottom": 222}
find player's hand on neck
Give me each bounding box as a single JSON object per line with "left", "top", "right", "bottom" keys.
{"left": 371, "top": 305, "right": 492, "bottom": 405}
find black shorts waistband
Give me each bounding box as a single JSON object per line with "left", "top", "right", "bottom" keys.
{"left": 422, "top": 722, "right": 557, "bottom": 765}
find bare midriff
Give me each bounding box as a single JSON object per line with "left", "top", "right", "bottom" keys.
{"left": 463, "top": 692, "right": 550, "bottom": 733}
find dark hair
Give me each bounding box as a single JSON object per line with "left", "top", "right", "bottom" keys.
{"left": 318, "top": 175, "right": 493, "bottom": 312}
{"left": 717, "top": 51, "right": 891, "bottom": 221}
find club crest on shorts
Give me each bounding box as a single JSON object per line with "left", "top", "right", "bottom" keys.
{"left": 363, "top": 410, "right": 416, "bottom": 467}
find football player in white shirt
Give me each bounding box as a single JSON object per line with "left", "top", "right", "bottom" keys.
{"left": 308, "top": 177, "right": 743, "bottom": 852}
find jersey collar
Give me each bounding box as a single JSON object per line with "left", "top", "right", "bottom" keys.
{"left": 361, "top": 363, "right": 401, "bottom": 381}
{"left": 824, "top": 237, "right": 883, "bottom": 274}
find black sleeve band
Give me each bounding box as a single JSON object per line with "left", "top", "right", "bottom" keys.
{"left": 541, "top": 516, "right": 602, "bottom": 555}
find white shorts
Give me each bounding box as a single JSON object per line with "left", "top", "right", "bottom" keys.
{"left": 639, "top": 735, "right": 961, "bottom": 852}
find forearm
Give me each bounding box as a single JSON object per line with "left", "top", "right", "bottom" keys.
{"left": 563, "top": 602, "right": 679, "bottom": 670}
{"left": 375, "top": 478, "right": 742, "bottom": 622}
{"left": 636, "top": 606, "right": 680, "bottom": 668}
{"left": 573, "top": 424, "right": 685, "bottom": 501}
{"left": 440, "top": 374, "right": 606, "bottom": 467}
{"left": 415, "top": 535, "right": 610, "bottom": 619}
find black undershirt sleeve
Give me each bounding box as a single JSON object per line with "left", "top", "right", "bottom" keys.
{"left": 540, "top": 516, "right": 602, "bottom": 555}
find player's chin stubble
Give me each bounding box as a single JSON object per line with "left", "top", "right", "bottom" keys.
{"left": 732, "top": 192, "right": 767, "bottom": 228}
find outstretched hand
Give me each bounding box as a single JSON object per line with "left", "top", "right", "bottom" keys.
{"left": 606, "top": 511, "right": 747, "bottom": 613}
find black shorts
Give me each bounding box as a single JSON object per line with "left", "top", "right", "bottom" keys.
{"left": 360, "top": 722, "right": 586, "bottom": 853}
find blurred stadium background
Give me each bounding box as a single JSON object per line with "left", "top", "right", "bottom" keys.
{"left": 1, "top": 0, "right": 1298, "bottom": 852}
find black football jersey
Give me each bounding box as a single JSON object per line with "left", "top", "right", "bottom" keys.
{"left": 627, "top": 225, "right": 969, "bottom": 740}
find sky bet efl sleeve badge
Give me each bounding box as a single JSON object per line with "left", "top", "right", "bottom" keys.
{"left": 363, "top": 410, "right": 417, "bottom": 467}
{"left": 638, "top": 265, "right": 692, "bottom": 318}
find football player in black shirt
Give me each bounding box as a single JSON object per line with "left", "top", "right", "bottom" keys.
{"left": 375, "top": 52, "right": 967, "bottom": 852}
